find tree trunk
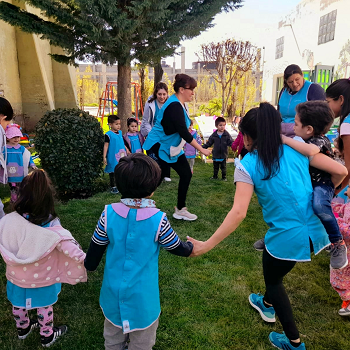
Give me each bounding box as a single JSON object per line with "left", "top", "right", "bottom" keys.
{"left": 221, "top": 88, "right": 226, "bottom": 116}
{"left": 118, "top": 63, "right": 132, "bottom": 133}
{"left": 154, "top": 61, "right": 164, "bottom": 85}
{"left": 138, "top": 67, "right": 146, "bottom": 107}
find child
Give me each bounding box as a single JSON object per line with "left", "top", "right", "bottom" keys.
{"left": 123, "top": 117, "right": 145, "bottom": 154}
{"left": 284, "top": 100, "right": 347, "bottom": 269}
{"left": 5, "top": 124, "right": 36, "bottom": 202}
{"left": 184, "top": 120, "right": 202, "bottom": 173}
{"left": 84, "top": 153, "right": 193, "bottom": 350}
{"left": 103, "top": 115, "right": 127, "bottom": 194}
{"left": 202, "top": 116, "right": 233, "bottom": 181}
{"left": 0, "top": 97, "right": 14, "bottom": 218}
{"left": 0, "top": 170, "right": 87, "bottom": 347}
{"left": 331, "top": 182, "right": 350, "bottom": 316}
{"left": 231, "top": 131, "right": 248, "bottom": 159}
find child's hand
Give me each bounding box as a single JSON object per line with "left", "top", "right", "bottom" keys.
{"left": 281, "top": 134, "right": 287, "bottom": 144}
{"left": 187, "top": 236, "right": 211, "bottom": 257}
{"left": 103, "top": 157, "right": 107, "bottom": 165}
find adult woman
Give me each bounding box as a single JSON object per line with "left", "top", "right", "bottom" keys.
{"left": 141, "top": 82, "right": 172, "bottom": 181}
{"left": 279, "top": 64, "right": 325, "bottom": 137}
{"left": 188, "top": 103, "right": 347, "bottom": 349}
{"left": 326, "top": 79, "right": 350, "bottom": 192}
{"left": 143, "top": 74, "right": 211, "bottom": 221}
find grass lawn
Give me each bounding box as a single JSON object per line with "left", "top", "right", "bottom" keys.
{"left": 0, "top": 160, "right": 349, "bottom": 350}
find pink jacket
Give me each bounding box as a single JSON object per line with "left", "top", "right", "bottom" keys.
{"left": 231, "top": 132, "right": 244, "bottom": 155}
{"left": 0, "top": 212, "right": 87, "bottom": 289}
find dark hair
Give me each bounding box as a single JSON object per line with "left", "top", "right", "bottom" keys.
{"left": 108, "top": 114, "right": 120, "bottom": 124}
{"left": 0, "top": 97, "right": 14, "bottom": 120}
{"left": 127, "top": 117, "right": 138, "bottom": 127}
{"left": 149, "top": 82, "right": 168, "bottom": 103}
{"left": 114, "top": 153, "right": 161, "bottom": 198}
{"left": 215, "top": 117, "right": 226, "bottom": 127}
{"left": 239, "top": 103, "right": 283, "bottom": 180}
{"left": 283, "top": 64, "right": 303, "bottom": 89}
{"left": 14, "top": 170, "right": 57, "bottom": 225}
{"left": 326, "top": 79, "right": 350, "bottom": 153}
{"left": 296, "top": 101, "right": 334, "bottom": 136}
{"left": 173, "top": 74, "right": 197, "bottom": 93}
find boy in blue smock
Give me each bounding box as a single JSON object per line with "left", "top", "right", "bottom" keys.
{"left": 103, "top": 115, "right": 128, "bottom": 194}
{"left": 84, "top": 153, "right": 193, "bottom": 350}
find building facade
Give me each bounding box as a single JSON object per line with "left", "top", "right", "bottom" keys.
{"left": 262, "top": 0, "right": 350, "bottom": 105}
{"left": 0, "top": 1, "right": 77, "bottom": 130}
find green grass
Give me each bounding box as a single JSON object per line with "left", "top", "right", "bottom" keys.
{"left": 0, "top": 161, "right": 349, "bottom": 349}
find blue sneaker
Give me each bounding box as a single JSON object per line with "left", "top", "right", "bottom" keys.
{"left": 269, "top": 332, "right": 306, "bottom": 349}
{"left": 249, "top": 293, "right": 276, "bottom": 322}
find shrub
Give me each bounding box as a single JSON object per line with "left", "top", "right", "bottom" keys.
{"left": 35, "top": 108, "right": 104, "bottom": 199}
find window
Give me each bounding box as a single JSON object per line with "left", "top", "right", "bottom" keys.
{"left": 318, "top": 10, "right": 336, "bottom": 45}
{"left": 275, "top": 37, "right": 284, "bottom": 59}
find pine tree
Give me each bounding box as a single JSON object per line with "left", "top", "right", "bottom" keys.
{"left": 0, "top": 0, "right": 242, "bottom": 130}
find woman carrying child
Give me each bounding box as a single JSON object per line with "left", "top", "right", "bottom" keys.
{"left": 143, "top": 74, "right": 211, "bottom": 221}
{"left": 0, "top": 170, "right": 87, "bottom": 347}
{"left": 188, "top": 103, "right": 347, "bottom": 350}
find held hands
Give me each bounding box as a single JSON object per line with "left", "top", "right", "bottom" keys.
{"left": 186, "top": 236, "right": 211, "bottom": 257}
{"left": 201, "top": 148, "right": 211, "bottom": 157}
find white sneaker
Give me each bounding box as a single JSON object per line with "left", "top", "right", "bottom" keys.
{"left": 173, "top": 207, "right": 197, "bottom": 221}
{"left": 163, "top": 177, "right": 171, "bottom": 182}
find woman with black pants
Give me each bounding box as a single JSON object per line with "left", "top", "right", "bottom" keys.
{"left": 188, "top": 103, "right": 347, "bottom": 349}
{"left": 143, "top": 74, "right": 211, "bottom": 221}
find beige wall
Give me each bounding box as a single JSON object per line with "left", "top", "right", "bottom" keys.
{"left": 0, "top": 0, "right": 77, "bottom": 131}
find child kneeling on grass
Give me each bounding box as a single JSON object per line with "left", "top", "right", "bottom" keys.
{"left": 202, "top": 116, "right": 233, "bottom": 181}
{"left": 0, "top": 170, "right": 87, "bottom": 348}
{"left": 84, "top": 153, "right": 193, "bottom": 350}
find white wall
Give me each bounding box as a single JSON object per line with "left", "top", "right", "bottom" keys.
{"left": 262, "top": 0, "right": 350, "bottom": 104}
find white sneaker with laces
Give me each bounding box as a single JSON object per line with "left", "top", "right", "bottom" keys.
{"left": 163, "top": 177, "right": 171, "bottom": 182}
{"left": 173, "top": 207, "right": 197, "bottom": 221}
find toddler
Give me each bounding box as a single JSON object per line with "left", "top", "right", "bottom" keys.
{"left": 123, "top": 117, "right": 145, "bottom": 154}
{"left": 331, "top": 182, "right": 350, "bottom": 316}
{"left": 202, "top": 116, "right": 233, "bottom": 181}
{"left": 285, "top": 101, "right": 347, "bottom": 269}
{"left": 0, "top": 170, "right": 87, "bottom": 347}
{"left": 4, "top": 124, "right": 36, "bottom": 202}
{"left": 103, "top": 115, "right": 128, "bottom": 194}
{"left": 184, "top": 120, "right": 202, "bottom": 173}
{"left": 84, "top": 153, "right": 193, "bottom": 350}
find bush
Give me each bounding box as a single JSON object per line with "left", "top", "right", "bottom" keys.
{"left": 35, "top": 108, "right": 104, "bottom": 199}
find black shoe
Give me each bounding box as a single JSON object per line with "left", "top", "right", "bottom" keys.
{"left": 253, "top": 238, "right": 265, "bottom": 252}
{"left": 41, "top": 325, "right": 67, "bottom": 348}
{"left": 18, "top": 319, "right": 39, "bottom": 339}
{"left": 210, "top": 176, "right": 218, "bottom": 180}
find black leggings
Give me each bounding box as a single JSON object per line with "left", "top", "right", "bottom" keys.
{"left": 263, "top": 249, "right": 299, "bottom": 340}
{"left": 149, "top": 143, "right": 192, "bottom": 210}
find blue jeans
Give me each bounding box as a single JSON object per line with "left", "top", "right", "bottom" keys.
{"left": 313, "top": 181, "right": 342, "bottom": 243}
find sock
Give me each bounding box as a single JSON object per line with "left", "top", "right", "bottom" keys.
{"left": 290, "top": 340, "right": 301, "bottom": 348}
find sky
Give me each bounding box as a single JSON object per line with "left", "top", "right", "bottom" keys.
{"left": 165, "top": 0, "right": 302, "bottom": 69}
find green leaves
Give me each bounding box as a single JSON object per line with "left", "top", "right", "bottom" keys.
{"left": 34, "top": 108, "right": 104, "bottom": 199}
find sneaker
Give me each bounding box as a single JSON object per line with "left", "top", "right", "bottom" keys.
{"left": 222, "top": 178, "right": 227, "bottom": 182}
{"left": 18, "top": 319, "right": 39, "bottom": 339}
{"left": 339, "top": 300, "right": 350, "bottom": 316}
{"left": 269, "top": 332, "right": 306, "bottom": 350}
{"left": 110, "top": 187, "right": 119, "bottom": 194}
{"left": 248, "top": 293, "right": 276, "bottom": 323}
{"left": 330, "top": 240, "right": 348, "bottom": 269}
{"left": 253, "top": 238, "right": 265, "bottom": 252}
{"left": 163, "top": 177, "right": 171, "bottom": 182}
{"left": 41, "top": 325, "right": 67, "bottom": 348}
{"left": 173, "top": 206, "right": 197, "bottom": 221}
{"left": 210, "top": 176, "right": 218, "bottom": 180}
